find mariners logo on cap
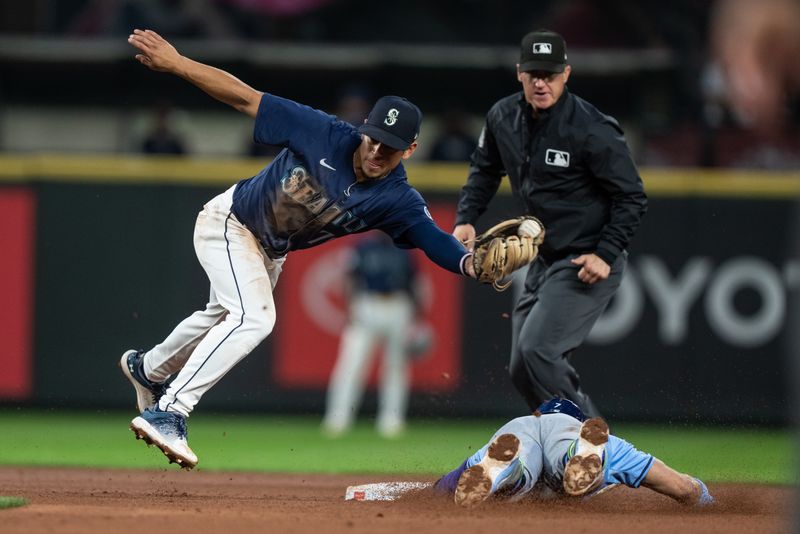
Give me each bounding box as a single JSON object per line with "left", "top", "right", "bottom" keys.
{"left": 533, "top": 43, "right": 552, "bottom": 54}
{"left": 384, "top": 108, "right": 399, "bottom": 126}
{"left": 358, "top": 95, "right": 422, "bottom": 150}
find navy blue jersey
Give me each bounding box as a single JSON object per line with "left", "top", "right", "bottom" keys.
{"left": 351, "top": 236, "right": 416, "bottom": 295}
{"left": 231, "top": 94, "right": 433, "bottom": 259}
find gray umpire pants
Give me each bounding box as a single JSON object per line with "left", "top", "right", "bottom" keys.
{"left": 509, "top": 251, "right": 627, "bottom": 418}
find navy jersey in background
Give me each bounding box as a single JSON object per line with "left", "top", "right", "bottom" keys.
{"left": 350, "top": 235, "right": 417, "bottom": 296}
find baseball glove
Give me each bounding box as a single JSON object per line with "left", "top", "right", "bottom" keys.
{"left": 472, "top": 216, "right": 544, "bottom": 291}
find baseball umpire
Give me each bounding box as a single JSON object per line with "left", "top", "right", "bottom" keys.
{"left": 121, "top": 29, "right": 540, "bottom": 468}
{"left": 452, "top": 30, "right": 648, "bottom": 417}
{"left": 434, "top": 398, "right": 714, "bottom": 508}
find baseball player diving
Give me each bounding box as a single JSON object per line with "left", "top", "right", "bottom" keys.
{"left": 120, "top": 29, "right": 537, "bottom": 468}
{"left": 435, "top": 398, "right": 714, "bottom": 508}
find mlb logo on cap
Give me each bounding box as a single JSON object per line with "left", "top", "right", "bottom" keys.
{"left": 519, "top": 29, "right": 568, "bottom": 73}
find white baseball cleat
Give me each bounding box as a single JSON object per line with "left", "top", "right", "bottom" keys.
{"left": 130, "top": 408, "right": 198, "bottom": 469}
{"left": 455, "top": 433, "right": 523, "bottom": 508}
{"left": 563, "top": 417, "right": 609, "bottom": 496}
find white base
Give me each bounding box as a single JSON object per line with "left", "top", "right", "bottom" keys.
{"left": 344, "top": 482, "right": 432, "bottom": 501}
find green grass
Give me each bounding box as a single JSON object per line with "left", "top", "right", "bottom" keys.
{"left": 611, "top": 425, "right": 793, "bottom": 484}
{"left": 0, "top": 496, "right": 28, "bottom": 510}
{"left": 0, "top": 409, "right": 793, "bottom": 484}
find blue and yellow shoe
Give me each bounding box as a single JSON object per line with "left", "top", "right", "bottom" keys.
{"left": 563, "top": 417, "right": 609, "bottom": 496}
{"left": 454, "top": 433, "right": 523, "bottom": 507}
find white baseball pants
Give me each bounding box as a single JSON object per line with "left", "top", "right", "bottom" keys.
{"left": 142, "top": 185, "right": 284, "bottom": 417}
{"left": 323, "top": 292, "right": 414, "bottom": 436}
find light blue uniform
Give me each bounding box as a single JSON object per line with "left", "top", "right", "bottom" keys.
{"left": 438, "top": 410, "right": 654, "bottom": 499}
{"left": 468, "top": 414, "right": 653, "bottom": 498}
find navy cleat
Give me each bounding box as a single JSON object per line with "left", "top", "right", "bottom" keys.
{"left": 120, "top": 349, "right": 165, "bottom": 413}
{"left": 563, "top": 417, "right": 609, "bottom": 496}
{"left": 130, "top": 408, "right": 198, "bottom": 469}
{"left": 455, "top": 433, "right": 523, "bottom": 508}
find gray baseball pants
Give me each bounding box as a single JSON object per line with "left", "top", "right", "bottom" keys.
{"left": 509, "top": 252, "right": 627, "bottom": 418}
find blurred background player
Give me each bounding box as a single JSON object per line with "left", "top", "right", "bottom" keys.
{"left": 333, "top": 84, "right": 373, "bottom": 127}
{"left": 322, "top": 232, "right": 428, "bottom": 438}
{"left": 140, "top": 100, "right": 187, "bottom": 155}
{"left": 428, "top": 108, "right": 478, "bottom": 162}
{"left": 452, "top": 30, "right": 647, "bottom": 418}
{"left": 434, "top": 398, "right": 714, "bottom": 508}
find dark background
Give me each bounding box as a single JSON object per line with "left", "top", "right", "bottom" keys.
{"left": 18, "top": 180, "right": 794, "bottom": 425}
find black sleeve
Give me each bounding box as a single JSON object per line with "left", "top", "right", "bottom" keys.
{"left": 585, "top": 120, "right": 648, "bottom": 264}
{"left": 454, "top": 112, "right": 506, "bottom": 227}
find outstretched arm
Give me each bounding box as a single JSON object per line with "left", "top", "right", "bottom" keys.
{"left": 641, "top": 459, "right": 710, "bottom": 506}
{"left": 127, "top": 29, "right": 263, "bottom": 117}
{"left": 403, "top": 221, "right": 475, "bottom": 278}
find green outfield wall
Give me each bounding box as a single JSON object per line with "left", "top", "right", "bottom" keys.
{"left": 0, "top": 155, "right": 797, "bottom": 424}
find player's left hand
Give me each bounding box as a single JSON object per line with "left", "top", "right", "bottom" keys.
{"left": 128, "top": 29, "right": 183, "bottom": 73}
{"left": 571, "top": 254, "right": 610, "bottom": 284}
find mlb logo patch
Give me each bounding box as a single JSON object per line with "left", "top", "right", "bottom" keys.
{"left": 545, "top": 149, "right": 570, "bottom": 167}
{"left": 533, "top": 43, "right": 552, "bottom": 54}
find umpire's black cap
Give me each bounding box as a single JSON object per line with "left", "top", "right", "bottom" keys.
{"left": 358, "top": 95, "right": 422, "bottom": 151}
{"left": 519, "top": 29, "right": 568, "bottom": 73}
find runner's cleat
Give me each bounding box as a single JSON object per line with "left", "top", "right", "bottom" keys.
{"left": 455, "top": 433, "right": 523, "bottom": 507}
{"left": 563, "top": 417, "right": 609, "bottom": 496}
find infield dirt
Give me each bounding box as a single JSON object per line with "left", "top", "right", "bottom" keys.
{"left": 0, "top": 466, "right": 791, "bottom": 533}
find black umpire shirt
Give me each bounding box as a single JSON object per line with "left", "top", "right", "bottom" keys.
{"left": 455, "top": 88, "right": 647, "bottom": 266}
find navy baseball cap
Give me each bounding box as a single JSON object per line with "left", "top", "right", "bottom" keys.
{"left": 535, "top": 397, "right": 586, "bottom": 422}
{"left": 358, "top": 95, "right": 422, "bottom": 151}
{"left": 519, "top": 30, "right": 568, "bottom": 73}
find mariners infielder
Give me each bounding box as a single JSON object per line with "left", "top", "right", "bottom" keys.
{"left": 122, "top": 29, "right": 476, "bottom": 468}
{"left": 323, "top": 233, "right": 420, "bottom": 438}
{"left": 435, "top": 398, "right": 714, "bottom": 508}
